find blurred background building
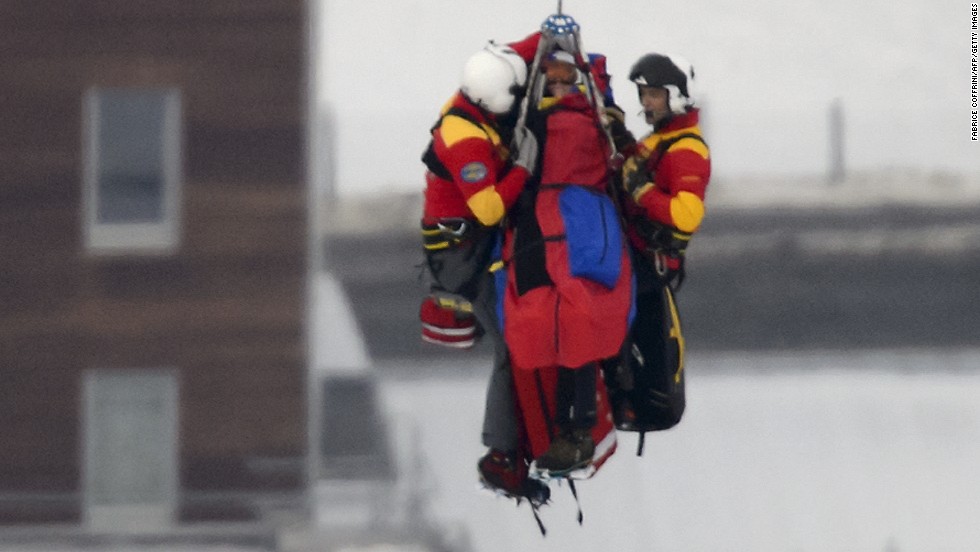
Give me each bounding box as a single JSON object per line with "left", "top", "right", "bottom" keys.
{"left": 1, "top": 0, "right": 310, "bottom": 533}
{"left": 1, "top": 3, "right": 460, "bottom": 550}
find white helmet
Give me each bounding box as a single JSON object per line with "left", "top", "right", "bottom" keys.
{"left": 629, "top": 53, "right": 697, "bottom": 115}
{"left": 460, "top": 42, "right": 528, "bottom": 115}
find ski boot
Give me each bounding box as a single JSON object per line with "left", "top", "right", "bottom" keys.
{"left": 531, "top": 428, "right": 595, "bottom": 479}
{"left": 477, "top": 449, "right": 550, "bottom": 507}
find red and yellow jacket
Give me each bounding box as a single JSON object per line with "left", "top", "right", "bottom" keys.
{"left": 624, "top": 109, "right": 711, "bottom": 236}
{"left": 422, "top": 93, "right": 529, "bottom": 227}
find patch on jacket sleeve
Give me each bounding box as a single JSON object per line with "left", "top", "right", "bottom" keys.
{"left": 460, "top": 162, "right": 488, "bottom": 184}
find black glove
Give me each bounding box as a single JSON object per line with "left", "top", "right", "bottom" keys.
{"left": 635, "top": 219, "right": 691, "bottom": 255}
{"left": 622, "top": 156, "right": 653, "bottom": 201}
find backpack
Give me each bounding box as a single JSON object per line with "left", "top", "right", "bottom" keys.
{"left": 603, "top": 280, "right": 686, "bottom": 455}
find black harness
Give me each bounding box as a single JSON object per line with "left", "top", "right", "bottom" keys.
{"left": 648, "top": 131, "right": 706, "bottom": 177}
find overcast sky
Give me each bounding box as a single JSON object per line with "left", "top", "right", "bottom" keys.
{"left": 315, "top": 0, "right": 977, "bottom": 198}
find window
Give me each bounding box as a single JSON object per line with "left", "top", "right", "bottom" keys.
{"left": 83, "top": 87, "right": 182, "bottom": 254}
{"left": 82, "top": 369, "right": 179, "bottom": 530}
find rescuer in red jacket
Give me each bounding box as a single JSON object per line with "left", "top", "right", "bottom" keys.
{"left": 419, "top": 42, "right": 537, "bottom": 348}
{"left": 607, "top": 53, "right": 711, "bottom": 437}
{"left": 621, "top": 53, "right": 710, "bottom": 285}
{"left": 419, "top": 42, "right": 549, "bottom": 504}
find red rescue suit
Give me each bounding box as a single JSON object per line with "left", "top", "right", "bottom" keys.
{"left": 622, "top": 109, "right": 711, "bottom": 264}
{"left": 501, "top": 92, "right": 633, "bottom": 462}
{"left": 503, "top": 93, "right": 633, "bottom": 370}
{"left": 422, "top": 92, "right": 529, "bottom": 227}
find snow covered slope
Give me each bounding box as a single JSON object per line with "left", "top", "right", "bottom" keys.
{"left": 377, "top": 350, "right": 980, "bottom": 552}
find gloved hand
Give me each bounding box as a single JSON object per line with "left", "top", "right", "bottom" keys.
{"left": 622, "top": 156, "right": 653, "bottom": 201}
{"left": 511, "top": 126, "right": 539, "bottom": 175}
{"left": 603, "top": 106, "right": 636, "bottom": 153}
{"left": 635, "top": 219, "right": 691, "bottom": 289}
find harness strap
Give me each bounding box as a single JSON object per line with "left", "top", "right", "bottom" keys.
{"left": 421, "top": 218, "right": 474, "bottom": 250}
{"left": 537, "top": 183, "right": 572, "bottom": 190}
{"left": 649, "top": 132, "right": 706, "bottom": 171}
{"left": 534, "top": 370, "right": 555, "bottom": 441}
{"left": 631, "top": 135, "right": 702, "bottom": 291}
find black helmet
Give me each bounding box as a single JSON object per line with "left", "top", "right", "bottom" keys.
{"left": 628, "top": 53, "right": 696, "bottom": 114}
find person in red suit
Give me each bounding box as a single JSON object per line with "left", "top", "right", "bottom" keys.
{"left": 607, "top": 52, "right": 711, "bottom": 436}
{"left": 502, "top": 50, "right": 634, "bottom": 477}
{"left": 420, "top": 42, "right": 537, "bottom": 349}
{"left": 621, "top": 52, "right": 710, "bottom": 279}
{"left": 419, "top": 42, "right": 551, "bottom": 504}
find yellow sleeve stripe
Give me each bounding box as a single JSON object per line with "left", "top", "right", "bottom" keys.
{"left": 466, "top": 187, "right": 506, "bottom": 226}
{"left": 668, "top": 136, "right": 710, "bottom": 160}
{"left": 440, "top": 115, "right": 486, "bottom": 148}
{"left": 669, "top": 190, "right": 705, "bottom": 233}
{"left": 440, "top": 115, "right": 501, "bottom": 148}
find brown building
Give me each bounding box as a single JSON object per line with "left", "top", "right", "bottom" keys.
{"left": 0, "top": 0, "right": 313, "bottom": 528}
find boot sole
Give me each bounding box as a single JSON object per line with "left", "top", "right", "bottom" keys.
{"left": 528, "top": 459, "right": 595, "bottom": 481}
